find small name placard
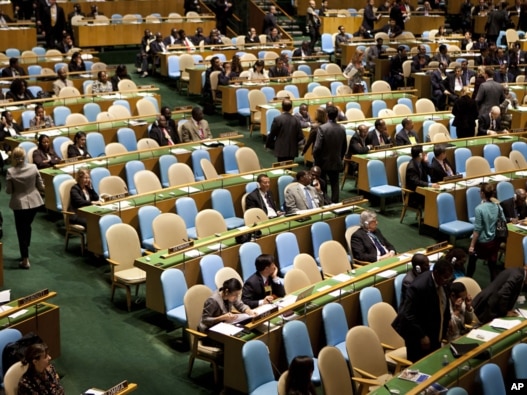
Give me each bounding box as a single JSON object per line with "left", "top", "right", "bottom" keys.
{"left": 104, "top": 380, "right": 128, "bottom": 395}
{"left": 161, "top": 240, "right": 194, "bottom": 258}
{"left": 104, "top": 193, "right": 128, "bottom": 202}
{"left": 272, "top": 160, "right": 294, "bottom": 168}
{"left": 219, "top": 131, "right": 238, "bottom": 138}
{"left": 443, "top": 174, "right": 463, "bottom": 182}
{"left": 342, "top": 196, "right": 363, "bottom": 204}
{"left": 372, "top": 143, "right": 393, "bottom": 150}
{"left": 426, "top": 241, "right": 448, "bottom": 253}
{"left": 251, "top": 305, "right": 278, "bottom": 324}
{"left": 18, "top": 289, "right": 49, "bottom": 307}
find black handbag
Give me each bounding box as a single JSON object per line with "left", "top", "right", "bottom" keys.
{"left": 495, "top": 205, "right": 508, "bottom": 241}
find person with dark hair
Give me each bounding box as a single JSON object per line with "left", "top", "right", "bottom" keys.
{"left": 302, "top": 108, "right": 326, "bottom": 156}
{"left": 204, "top": 28, "right": 223, "bottom": 45}
{"left": 401, "top": 253, "right": 430, "bottom": 305}
{"left": 36, "top": 0, "right": 65, "bottom": 48}
{"left": 149, "top": 115, "right": 179, "bottom": 146}
{"left": 411, "top": 45, "right": 430, "bottom": 73}
{"left": 218, "top": 62, "right": 238, "bottom": 85}
{"left": 161, "top": 106, "right": 178, "bottom": 135}
{"left": 445, "top": 248, "right": 468, "bottom": 278}
{"left": 392, "top": 258, "right": 453, "bottom": 362}
{"left": 33, "top": 134, "right": 60, "bottom": 169}
{"left": 475, "top": 67, "right": 505, "bottom": 116}
{"left": 163, "top": 28, "right": 179, "bottom": 46}
{"left": 284, "top": 170, "right": 324, "bottom": 214}
{"left": 268, "top": 57, "right": 290, "bottom": 79}
{"left": 29, "top": 105, "right": 54, "bottom": 129}
{"left": 313, "top": 105, "right": 347, "bottom": 203}
{"left": 430, "top": 144, "right": 456, "bottom": 183}
{"left": 56, "top": 34, "right": 74, "bottom": 54}
{"left": 447, "top": 282, "right": 474, "bottom": 341}
{"left": 245, "top": 27, "right": 260, "bottom": 46}
{"left": 351, "top": 210, "right": 395, "bottom": 263}
{"left": 262, "top": 5, "right": 278, "bottom": 35}
{"left": 1, "top": 57, "right": 25, "bottom": 77}
{"left": 266, "top": 99, "right": 304, "bottom": 162}
{"left": 180, "top": 107, "right": 212, "bottom": 142}
{"left": 432, "top": 44, "right": 451, "bottom": 68}
{"left": 245, "top": 174, "right": 282, "bottom": 217}
{"left": 111, "top": 64, "right": 132, "bottom": 92}
{"left": 395, "top": 118, "right": 419, "bottom": 146}
{"left": 366, "top": 119, "right": 391, "bottom": 147}
{"left": 285, "top": 356, "right": 317, "bottom": 395}
{"left": 69, "top": 168, "right": 99, "bottom": 227}
{"left": 6, "top": 78, "right": 34, "bottom": 102}
{"left": 136, "top": 29, "right": 154, "bottom": 77}
{"left": 310, "top": 165, "right": 331, "bottom": 204}
{"left": 267, "top": 27, "right": 281, "bottom": 44}
{"left": 175, "top": 29, "right": 195, "bottom": 50}
{"left": 294, "top": 104, "right": 313, "bottom": 128}
{"left": 292, "top": 41, "right": 313, "bottom": 59}
{"left": 390, "top": 0, "right": 405, "bottom": 30}
{"left": 452, "top": 87, "right": 479, "bottom": 139}
{"left": 91, "top": 70, "right": 113, "bottom": 94}
{"left": 500, "top": 188, "right": 527, "bottom": 223}
{"left": 472, "top": 266, "right": 527, "bottom": 323}
{"left": 215, "top": 0, "right": 233, "bottom": 34}
{"left": 68, "top": 51, "right": 86, "bottom": 73}
{"left": 345, "top": 124, "right": 371, "bottom": 175}
{"left": 242, "top": 254, "right": 285, "bottom": 308}
{"left": 377, "top": 18, "right": 403, "bottom": 38}
{"left": 0, "top": 110, "right": 21, "bottom": 152}
{"left": 388, "top": 45, "right": 406, "bottom": 89}
{"left": 52, "top": 66, "right": 73, "bottom": 96}
{"left": 334, "top": 25, "right": 350, "bottom": 59}
{"left": 306, "top": 1, "right": 321, "bottom": 52}
{"left": 248, "top": 60, "right": 268, "bottom": 81}
{"left": 404, "top": 145, "right": 438, "bottom": 207}
{"left": 203, "top": 56, "right": 222, "bottom": 99}
{"left": 17, "top": 343, "right": 64, "bottom": 394}
{"left": 430, "top": 63, "right": 455, "bottom": 111}
{"left": 362, "top": 0, "right": 380, "bottom": 32}
{"left": 199, "top": 278, "right": 255, "bottom": 333}
{"left": 468, "top": 183, "right": 505, "bottom": 280}
{"left": 67, "top": 131, "right": 91, "bottom": 159}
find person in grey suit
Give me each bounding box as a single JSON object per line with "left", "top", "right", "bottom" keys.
{"left": 313, "top": 106, "right": 347, "bottom": 203}
{"left": 284, "top": 170, "right": 324, "bottom": 214}
{"left": 265, "top": 99, "right": 304, "bottom": 162}
{"left": 180, "top": 107, "right": 213, "bottom": 142}
{"left": 6, "top": 147, "right": 44, "bottom": 269}
{"left": 475, "top": 67, "right": 505, "bottom": 116}
{"left": 395, "top": 118, "right": 419, "bottom": 146}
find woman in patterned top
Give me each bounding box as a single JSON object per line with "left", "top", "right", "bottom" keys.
{"left": 17, "top": 343, "right": 64, "bottom": 395}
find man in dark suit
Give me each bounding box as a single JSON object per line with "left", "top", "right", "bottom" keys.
{"left": 432, "top": 44, "right": 451, "bottom": 67}
{"left": 390, "top": 0, "right": 405, "bottom": 30}
{"left": 377, "top": 18, "right": 403, "bottom": 38}
{"left": 37, "top": 0, "right": 65, "bottom": 48}
{"left": 405, "top": 145, "right": 438, "bottom": 207}
{"left": 345, "top": 124, "right": 371, "bottom": 174}
{"left": 313, "top": 106, "right": 347, "bottom": 203}
{"left": 460, "top": 60, "right": 476, "bottom": 86}
{"left": 268, "top": 57, "right": 290, "bottom": 79}
{"left": 242, "top": 254, "right": 285, "bottom": 308}
{"left": 362, "top": 0, "right": 380, "bottom": 31}
{"left": 475, "top": 67, "right": 505, "bottom": 116}
{"left": 292, "top": 41, "right": 313, "bottom": 59}
{"left": 500, "top": 188, "right": 527, "bottom": 223}
{"left": 1, "top": 58, "right": 25, "bottom": 78}
{"left": 262, "top": 5, "right": 277, "bottom": 34}
{"left": 430, "top": 63, "right": 455, "bottom": 111}
{"left": 149, "top": 32, "right": 166, "bottom": 71}
{"left": 494, "top": 64, "right": 515, "bottom": 84}
{"left": 245, "top": 174, "right": 282, "bottom": 217}
{"left": 508, "top": 42, "right": 526, "bottom": 78}
{"left": 401, "top": 254, "right": 430, "bottom": 306}
{"left": 388, "top": 45, "right": 407, "bottom": 89}
{"left": 472, "top": 266, "right": 527, "bottom": 324}
{"left": 351, "top": 210, "right": 396, "bottom": 263}
{"left": 477, "top": 105, "right": 508, "bottom": 136}
{"left": 430, "top": 144, "right": 456, "bottom": 183}
{"left": 265, "top": 99, "right": 304, "bottom": 162}
{"left": 395, "top": 118, "right": 419, "bottom": 146}
{"left": 163, "top": 28, "right": 179, "bottom": 46}
{"left": 392, "top": 258, "right": 453, "bottom": 362}
{"left": 366, "top": 119, "right": 392, "bottom": 147}
{"left": 485, "top": 3, "right": 509, "bottom": 44}
{"left": 411, "top": 45, "right": 430, "bottom": 73}
{"left": 148, "top": 115, "right": 180, "bottom": 146}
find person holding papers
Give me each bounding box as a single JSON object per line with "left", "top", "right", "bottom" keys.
{"left": 242, "top": 254, "right": 285, "bottom": 308}
{"left": 284, "top": 170, "right": 324, "bottom": 214}
{"left": 245, "top": 174, "right": 283, "bottom": 218}
{"left": 199, "top": 278, "right": 255, "bottom": 334}
{"left": 351, "top": 210, "right": 396, "bottom": 263}
{"left": 472, "top": 266, "right": 527, "bottom": 324}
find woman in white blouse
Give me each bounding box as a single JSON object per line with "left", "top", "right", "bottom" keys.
{"left": 248, "top": 60, "right": 269, "bottom": 81}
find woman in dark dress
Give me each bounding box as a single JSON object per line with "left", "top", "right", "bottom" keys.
{"left": 67, "top": 131, "right": 91, "bottom": 159}
{"left": 452, "top": 88, "right": 479, "bottom": 138}
{"left": 33, "top": 134, "right": 61, "bottom": 169}
{"left": 6, "top": 79, "right": 34, "bottom": 102}
{"left": 68, "top": 51, "right": 86, "bottom": 73}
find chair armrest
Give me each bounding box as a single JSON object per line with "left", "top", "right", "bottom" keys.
{"left": 353, "top": 366, "right": 378, "bottom": 380}
{"left": 106, "top": 258, "right": 120, "bottom": 266}
{"left": 351, "top": 376, "right": 381, "bottom": 386}
{"left": 353, "top": 259, "right": 370, "bottom": 266}
{"left": 143, "top": 250, "right": 154, "bottom": 255}
{"left": 61, "top": 209, "right": 76, "bottom": 216}
{"left": 381, "top": 342, "right": 396, "bottom": 351}
{"left": 186, "top": 328, "right": 207, "bottom": 339}
{"left": 388, "top": 353, "right": 412, "bottom": 367}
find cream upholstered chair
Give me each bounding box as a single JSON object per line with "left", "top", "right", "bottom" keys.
{"left": 136, "top": 98, "right": 157, "bottom": 116}
{"left": 319, "top": 240, "right": 351, "bottom": 277}
{"left": 392, "top": 103, "right": 412, "bottom": 115}
{"left": 336, "top": 85, "right": 353, "bottom": 95}
{"left": 235, "top": 147, "right": 261, "bottom": 173}
{"left": 178, "top": 54, "right": 195, "bottom": 94}
{"left": 93, "top": 14, "right": 110, "bottom": 25}
{"left": 494, "top": 156, "right": 516, "bottom": 172}
{"left": 118, "top": 79, "right": 138, "bottom": 92}
{"left": 510, "top": 150, "right": 527, "bottom": 168}
{"left": 325, "top": 63, "right": 342, "bottom": 75}
{"left": 378, "top": 108, "right": 395, "bottom": 117}
{"left": 167, "top": 12, "right": 183, "bottom": 23}
{"left": 168, "top": 163, "right": 195, "bottom": 186}
{"left": 312, "top": 85, "right": 332, "bottom": 97}
{"left": 58, "top": 86, "right": 81, "bottom": 98}
{"left": 45, "top": 48, "right": 63, "bottom": 61}
{"left": 106, "top": 223, "right": 146, "bottom": 311}
{"left": 60, "top": 141, "right": 71, "bottom": 160}
{"left": 293, "top": 253, "right": 323, "bottom": 284}
{"left": 517, "top": 75, "right": 526, "bottom": 83}
{"left": 184, "top": 285, "right": 222, "bottom": 384}
{"left": 398, "top": 161, "right": 422, "bottom": 226}
{"left": 428, "top": 123, "right": 451, "bottom": 142}
{"left": 248, "top": 90, "right": 267, "bottom": 136}
{"left": 277, "top": 370, "right": 288, "bottom": 395}
{"left": 200, "top": 158, "right": 221, "bottom": 180}
{"left": 318, "top": 346, "right": 354, "bottom": 395}
{"left": 466, "top": 156, "right": 491, "bottom": 178}
{"left": 344, "top": 226, "right": 369, "bottom": 266}
{"left": 105, "top": 142, "right": 128, "bottom": 156}
{"left": 27, "top": 147, "right": 37, "bottom": 164}
{"left": 195, "top": 209, "right": 227, "bottom": 238}
{"left": 243, "top": 207, "right": 268, "bottom": 226}
{"left": 99, "top": 176, "right": 128, "bottom": 197}
{"left": 368, "top": 302, "right": 408, "bottom": 367}
{"left": 276, "top": 90, "right": 294, "bottom": 99}
{"left": 137, "top": 138, "right": 159, "bottom": 150}
{"left": 134, "top": 170, "right": 161, "bottom": 194}
{"left": 209, "top": 70, "right": 222, "bottom": 104}
{"left": 96, "top": 111, "right": 115, "bottom": 123}
{"left": 214, "top": 267, "right": 243, "bottom": 290}
{"left": 345, "top": 108, "right": 365, "bottom": 120}
{"left": 284, "top": 268, "right": 311, "bottom": 294}
{"left": 371, "top": 80, "right": 391, "bottom": 92}
{"left": 4, "top": 361, "right": 28, "bottom": 395}
{"left": 152, "top": 213, "right": 189, "bottom": 250}
{"left": 65, "top": 113, "right": 88, "bottom": 126}
{"left": 292, "top": 70, "right": 309, "bottom": 83}
{"left": 313, "top": 68, "right": 328, "bottom": 81}
{"left": 415, "top": 98, "right": 436, "bottom": 113}
{"left": 454, "top": 277, "right": 482, "bottom": 299}
{"left": 108, "top": 104, "right": 131, "bottom": 119}
{"left": 59, "top": 179, "right": 86, "bottom": 254}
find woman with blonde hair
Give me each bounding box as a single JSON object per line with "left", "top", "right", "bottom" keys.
{"left": 344, "top": 49, "right": 367, "bottom": 92}
{"left": 70, "top": 168, "right": 100, "bottom": 228}
{"left": 6, "top": 147, "right": 44, "bottom": 269}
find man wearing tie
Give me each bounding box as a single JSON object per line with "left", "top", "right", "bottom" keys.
{"left": 460, "top": 60, "right": 475, "bottom": 86}
{"left": 180, "top": 107, "right": 213, "bottom": 142}
{"left": 245, "top": 174, "right": 283, "bottom": 218}
{"left": 430, "top": 144, "right": 456, "bottom": 183}
{"left": 351, "top": 210, "right": 396, "bottom": 263}
{"left": 366, "top": 119, "right": 392, "bottom": 147}
{"left": 242, "top": 254, "right": 285, "bottom": 308}
{"left": 477, "top": 105, "right": 508, "bottom": 136}
{"left": 284, "top": 170, "right": 324, "bottom": 214}
{"left": 405, "top": 145, "right": 439, "bottom": 207}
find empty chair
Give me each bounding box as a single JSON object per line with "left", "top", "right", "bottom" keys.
{"left": 236, "top": 88, "right": 251, "bottom": 123}
{"left": 159, "top": 155, "right": 178, "bottom": 187}
{"left": 293, "top": 254, "right": 322, "bottom": 284}
{"left": 83, "top": 102, "right": 101, "bottom": 122}
{"left": 175, "top": 197, "right": 198, "bottom": 239}
{"left": 367, "top": 160, "right": 402, "bottom": 212}
{"left": 496, "top": 181, "right": 514, "bottom": 201}
{"left": 311, "top": 221, "right": 333, "bottom": 263}
{"left": 282, "top": 321, "right": 321, "bottom": 385}
{"left": 415, "top": 98, "right": 436, "bottom": 113}
{"left": 483, "top": 143, "right": 501, "bottom": 170}
{"left": 90, "top": 167, "right": 110, "bottom": 195}
{"left": 65, "top": 113, "right": 88, "bottom": 126}
{"left": 345, "top": 108, "right": 366, "bottom": 120}
{"left": 318, "top": 346, "right": 355, "bottom": 395}
{"left": 478, "top": 363, "right": 506, "bottom": 395}
{"left": 446, "top": 388, "right": 469, "bottom": 395}
{"left": 368, "top": 302, "right": 407, "bottom": 365}
{"left": 223, "top": 145, "right": 239, "bottom": 174}
{"left": 242, "top": 340, "right": 279, "bottom": 395}
{"left": 397, "top": 97, "right": 414, "bottom": 112}
{"left": 53, "top": 106, "right": 71, "bottom": 126}
{"left": 235, "top": 147, "right": 261, "bottom": 172}
{"left": 108, "top": 104, "right": 131, "bottom": 119}
{"left": 371, "top": 100, "right": 387, "bottom": 117}
{"left": 117, "top": 127, "right": 138, "bottom": 151}
{"left": 494, "top": 156, "right": 516, "bottom": 172}
{"left": 511, "top": 343, "right": 527, "bottom": 379}
{"left": 118, "top": 79, "right": 139, "bottom": 92}
{"left": 134, "top": 170, "right": 161, "bottom": 194}
{"left": 152, "top": 213, "right": 188, "bottom": 250}
{"left": 195, "top": 209, "right": 227, "bottom": 238}
{"left": 371, "top": 80, "right": 391, "bottom": 92}
{"left": 137, "top": 138, "right": 159, "bottom": 150}
{"left": 512, "top": 141, "right": 527, "bottom": 160}
{"left": 511, "top": 150, "right": 527, "bottom": 168}
{"left": 199, "top": 255, "right": 224, "bottom": 291}
{"left": 211, "top": 189, "right": 244, "bottom": 229}
{"left": 437, "top": 193, "right": 474, "bottom": 241}
{"left": 378, "top": 108, "right": 395, "bottom": 118}
{"left": 359, "top": 286, "right": 382, "bottom": 326}
{"left": 345, "top": 213, "right": 361, "bottom": 228}
{"left": 319, "top": 240, "right": 352, "bottom": 277}
{"left": 454, "top": 147, "right": 472, "bottom": 175}
{"left": 284, "top": 85, "right": 300, "bottom": 99}
{"left": 98, "top": 176, "right": 128, "bottom": 197}
{"left": 160, "top": 268, "right": 188, "bottom": 330}
{"left": 276, "top": 232, "right": 300, "bottom": 275}
{"left": 465, "top": 156, "right": 492, "bottom": 178}
{"left": 125, "top": 160, "right": 145, "bottom": 195}
{"left": 137, "top": 205, "right": 161, "bottom": 251}
{"left": 239, "top": 242, "right": 262, "bottom": 282}
{"left": 466, "top": 187, "right": 480, "bottom": 223}
{"left": 136, "top": 98, "right": 157, "bottom": 115}
{"left": 394, "top": 273, "right": 405, "bottom": 309}
{"left": 312, "top": 85, "right": 332, "bottom": 97}
{"left": 168, "top": 163, "right": 195, "bottom": 186}
{"left": 284, "top": 269, "right": 311, "bottom": 294}
{"left": 191, "top": 149, "right": 211, "bottom": 181}
{"left": 59, "top": 86, "right": 81, "bottom": 98}
{"left": 322, "top": 303, "right": 349, "bottom": 360}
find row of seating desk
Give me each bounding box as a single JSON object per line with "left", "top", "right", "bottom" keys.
{"left": 0, "top": 26, "right": 36, "bottom": 52}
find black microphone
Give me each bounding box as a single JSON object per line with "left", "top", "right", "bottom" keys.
{"left": 516, "top": 159, "right": 521, "bottom": 169}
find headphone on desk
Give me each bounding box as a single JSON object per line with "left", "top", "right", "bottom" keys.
{"left": 415, "top": 265, "right": 421, "bottom": 273}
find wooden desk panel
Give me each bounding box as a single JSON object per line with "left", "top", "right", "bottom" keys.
{"left": 0, "top": 27, "right": 36, "bottom": 51}
{"left": 373, "top": 15, "right": 445, "bottom": 34}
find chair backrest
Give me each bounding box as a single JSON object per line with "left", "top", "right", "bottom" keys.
{"left": 214, "top": 267, "right": 243, "bottom": 290}
{"left": 312, "top": 85, "right": 332, "bottom": 97}
{"left": 195, "top": 209, "right": 227, "bottom": 238}
{"left": 99, "top": 214, "right": 122, "bottom": 258}
{"left": 437, "top": 192, "right": 458, "bottom": 224}
{"left": 200, "top": 158, "right": 220, "bottom": 180}
{"left": 277, "top": 371, "right": 288, "bottom": 395}
{"left": 168, "top": 163, "right": 195, "bottom": 186}
{"left": 159, "top": 154, "right": 178, "bottom": 187}
{"left": 345, "top": 108, "right": 366, "bottom": 120}
{"left": 494, "top": 156, "right": 516, "bottom": 172}
{"left": 152, "top": 213, "right": 188, "bottom": 250}
{"left": 293, "top": 253, "right": 322, "bottom": 284}
{"left": 496, "top": 181, "right": 514, "bottom": 201}
{"left": 283, "top": 320, "right": 314, "bottom": 364}
{"left": 3, "top": 362, "right": 28, "bottom": 395}
{"left": 199, "top": 255, "right": 224, "bottom": 291}
{"left": 83, "top": 102, "right": 101, "bottom": 122}
{"left": 137, "top": 138, "right": 159, "bottom": 150}
{"left": 345, "top": 213, "right": 361, "bottom": 228}
{"left": 311, "top": 222, "right": 333, "bottom": 262}
{"left": 191, "top": 149, "right": 211, "bottom": 181}
{"left": 465, "top": 156, "right": 491, "bottom": 178}
{"left": 483, "top": 143, "right": 501, "bottom": 169}
{"left": 242, "top": 340, "right": 278, "bottom": 395}
{"left": 59, "top": 86, "right": 81, "bottom": 98}
{"left": 512, "top": 141, "right": 527, "bottom": 160}
{"left": 211, "top": 189, "right": 236, "bottom": 218}
{"left": 276, "top": 232, "right": 300, "bottom": 273}
{"left": 512, "top": 343, "right": 527, "bottom": 379}
{"left": 478, "top": 363, "right": 506, "bottom": 395}
{"left": 223, "top": 144, "right": 240, "bottom": 174}
{"left": 105, "top": 142, "right": 127, "bottom": 156}
{"left": 106, "top": 223, "right": 142, "bottom": 272}
{"left": 118, "top": 79, "right": 138, "bottom": 92}
{"left": 108, "top": 104, "right": 132, "bottom": 119}
{"left": 53, "top": 106, "right": 72, "bottom": 126}
{"left": 319, "top": 240, "right": 351, "bottom": 277}
{"left": 394, "top": 273, "right": 405, "bottom": 309}
{"left": 184, "top": 285, "right": 212, "bottom": 342}
{"left": 371, "top": 100, "right": 387, "bottom": 117}
{"left": 367, "top": 159, "right": 388, "bottom": 188}
{"left": 346, "top": 325, "right": 388, "bottom": 378}
{"left": 99, "top": 176, "right": 128, "bottom": 197}
{"left": 415, "top": 98, "right": 436, "bottom": 113}
{"left": 160, "top": 268, "right": 188, "bottom": 317}
{"left": 175, "top": 197, "right": 198, "bottom": 232}
{"left": 239, "top": 242, "right": 262, "bottom": 282}
{"left": 284, "top": 268, "right": 311, "bottom": 294}
{"left": 137, "top": 205, "right": 161, "bottom": 250}
{"left": 454, "top": 148, "right": 472, "bottom": 174}
{"left": 371, "top": 80, "right": 391, "bottom": 92}
{"left": 90, "top": 167, "right": 111, "bottom": 195}
{"left": 243, "top": 208, "right": 268, "bottom": 226}
{"left": 322, "top": 302, "right": 349, "bottom": 349}
{"left": 510, "top": 150, "right": 527, "bottom": 168}
{"left": 0, "top": 329, "right": 22, "bottom": 383}
{"left": 429, "top": 123, "right": 451, "bottom": 142}
{"left": 368, "top": 302, "right": 404, "bottom": 348}
{"left": 318, "top": 346, "right": 354, "bottom": 395}
{"left": 52, "top": 136, "right": 71, "bottom": 160}
{"left": 136, "top": 98, "right": 157, "bottom": 115}
{"left": 398, "top": 97, "right": 414, "bottom": 112}
{"left": 125, "top": 160, "right": 146, "bottom": 195}
{"left": 117, "top": 127, "right": 138, "bottom": 151}
{"left": 235, "top": 147, "right": 261, "bottom": 173}
{"left": 134, "top": 170, "right": 161, "bottom": 194}
{"left": 453, "top": 277, "right": 482, "bottom": 299}
{"left": 466, "top": 186, "right": 480, "bottom": 223}
{"left": 85, "top": 132, "right": 105, "bottom": 158}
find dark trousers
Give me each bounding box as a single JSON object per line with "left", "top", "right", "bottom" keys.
{"left": 405, "top": 336, "right": 441, "bottom": 363}
{"left": 277, "top": 156, "right": 294, "bottom": 162}
{"left": 467, "top": 239, "right": 500, "bottom": 280}
{"left": 323, "top": 170, "right": 340, "bottom": 203}
{"left": 308, "top": 28, "right": 320, "bottom": 52}
{"left": 13, "top": 208, "right": 38, "bottom": 259}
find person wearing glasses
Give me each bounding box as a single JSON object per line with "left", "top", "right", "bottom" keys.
{"left": 351, "top": 210, "right": 395, "bottom": 263}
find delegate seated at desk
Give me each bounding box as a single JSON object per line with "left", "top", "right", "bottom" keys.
{"left": 268, "top": 57, "right": 290, "bottom": 79}
{"left": 242, "top": 254, "right": 285, "bottom": 308}
{"left": 30, "top": 105, "right": 54, "bottom": 130}
{"left": 33, "top": 135, "right": 61, "bottom": 169}
{"left": 149, "top": 115, "right": 180, "bottom": 146}
{"left": 67, "top": 132, "right": 91, "bottom": 159}
{"left": 405, "top": 146, "right": 438, "bottom": 207}
{"left": 69, "top": 168, "right": 100, "bottom": 228}
{"left": 447, "top": 281, "right": 474, "bottom": 342}
{"left": 477, "top": 105, "right": 508, "bottom": 136}
{"left": 284, "top": 170, "right": 324, "bottom": 214}
{"left": 351, "top": 210, "right": 396, "bottom": 263}
{"left": 180, "top": 107, "right": 213, "bottom": 142}
{"left": 395, "top": 118, "right": 419, "bottom": 146}
{"left": 245, "top": 174, "right": 283, "bottom": 218}
{"left": 429, "top": 144, "right": 456, "bottom": 183}
{"left": 500, "top": 188, "right": 527, "bottom": 223}
{"left": 366, "top": 119, "right": 392, "bottom": 147}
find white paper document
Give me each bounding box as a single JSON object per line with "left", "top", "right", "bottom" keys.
{"left": 206, "top": 243, "right": 227, "bottom": 251}
{"left": 209, "top": 322, "right": 244, "bottom": 336}
{"left": 276, "top": 295, "right": 296, "bottom": 308}
{"left": 490, "top": 318, "right": 522, "bottom": 330}
{"left": 184, "top": 249, "right": 202, "bottom": 258}
{"left": 170, "top": 148, "right": 191, "bottom": 154}
{"left": 0, "top": 290, "right": 10, "bottom": 303}
{"left": 377, "top": 269, "right": 397, "bottom": 278}
{"left": 8, "top": 309, "right": 27, "bottom": 319}
{"left": 178, "top": 186, "right": 200, "bottom": 193}
{"left": 466, "top": 328, "right": 500, "bottom": 341}
{"left": 332, "top": 273, "right": 353, "bottom": 282}
{"left": 270, "top": 169, "right": 285, "bottom": 175}
{"left": 317, "top": 285, "right": 331, "bottom": 292}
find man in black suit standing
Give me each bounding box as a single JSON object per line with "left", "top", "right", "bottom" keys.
{"left": 431, "top": 63, "right": 456, "bottom": 111}
{"left": 395, "top": 118, "right": 419, "bottom": 146}
{"left": 389, "top": 45, "right": 407, "bottom": 89}
{"left": 475, "top": 67, "right": 505, "bottom": 116}
{"left": 500, "top": 188, "right": 527, "bottom": 223}
{"left": 362, "top": 0, "right": 380, "bottom": 32}
{"left": 37, "top": 0, "right": 65, "bottom": 48}
{"left": 266, "top": 99, "right": 304, "bottom": 162}
{"left": 430, "top": 144, "right": 456, "bottom": 183}
{"left": 393, "top": 258, "right": 453, "bottom": 362}
{"left": 477, "top": 105, "right": 508, "bottom": 136}
{"left": 242, "top": 254, "right": 285, "bottom": 308}
{"left": 313, "top": 106, "right": 347, "bottom": 203}
{"left": 366, "top": 119, "right": 392, "bottom": 147}
{"left": 262, "top": 5, "right": 278, "bottom": 34}
{"left": 472, "top": 266, "right": 527, "bottom": 324}
{"left": 245, "top": 174, "right": 282, "bottom": 218}
{"left": 405, "top": 145, "right": 439, "bottom": 207}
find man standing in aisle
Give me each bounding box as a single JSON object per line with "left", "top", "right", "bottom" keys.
{"left": 266, "top": 99, "right": 304, "bottom": 162}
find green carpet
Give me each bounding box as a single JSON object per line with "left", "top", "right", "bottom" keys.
{"left": 0, "top": 58, "right": 492, "bottom": 395}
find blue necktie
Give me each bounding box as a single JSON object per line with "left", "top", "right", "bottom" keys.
{"left": 304, "top": 187, "right": 313, "bottom": 209}
{"left": 370, "top": 233, "right": 386, "bottom": 255}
